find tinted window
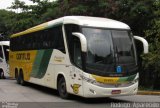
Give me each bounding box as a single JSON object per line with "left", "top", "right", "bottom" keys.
{"left": 10, "top": 25, "right": 65, "bottom": 53}
{"left": 82, "top": 28, "right": 114, "bottom": 64}
{"left": 112, "top": 30, "right": 136, "bottom": 64}
{"left": 64, "top": 24, "right": 81, "bottom": 67}
{"left": 0, "top": 46, "right": 3, "bottom": 59}
{"left": 3, "top": 45, "right": 9, "bottom": 62}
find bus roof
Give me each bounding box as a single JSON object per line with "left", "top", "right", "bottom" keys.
{"left": 11, "top": 16, "right": 130, "bottom": 38}
{"left": 63, "top": 16, "right": 130, "bottom": 29}
{"left": 0, "top": 41, "right": 10, "bottom": 46}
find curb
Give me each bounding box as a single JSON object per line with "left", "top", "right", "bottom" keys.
{"left": 137, "top": 91, "right": 160, "bottom": 95}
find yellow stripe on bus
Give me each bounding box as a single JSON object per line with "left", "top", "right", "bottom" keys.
{"left": 11, "top": 23, "right": 48, "bottom": 38}
{"left": 91, "top": 75, "right": 119, "bottom": 84}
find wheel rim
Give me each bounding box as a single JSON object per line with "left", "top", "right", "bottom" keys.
{"left": 61, "top": 82, "right": 66, "bottom": 95}
{"left": 60, "top": 82, "right": 66, "bottom": 96}
{"left": 59, "top": 78, "right": 67, "bottom": 97}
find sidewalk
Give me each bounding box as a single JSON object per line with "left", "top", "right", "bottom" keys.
{"left": 137, "top": 91, "right": 160, "bottom": 95}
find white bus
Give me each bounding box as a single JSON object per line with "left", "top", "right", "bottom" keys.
{"left": 10, "top": 16, "right": 148, "bottom": 98}
{"left": 0, "top": 41, "right": 10, "bottom": 79}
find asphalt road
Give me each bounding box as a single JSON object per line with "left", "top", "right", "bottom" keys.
{"left": 0, "top": 79, "right": 160, "bottom": 108}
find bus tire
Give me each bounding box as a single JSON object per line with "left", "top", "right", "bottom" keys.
{"left": 0, "top": 69, "right": 2, "bottom": 79}
{"left": 1, "top": 71, "right": 5, "bottom": 79}
{"left": 0, "top": 69, "right": 6, "bottom": 79}
{"left": 15, "top": 70, "right": 20, "bottom": 84}
{"left": 19, "top": 71, "right": 26, "bottom": 86}
{"left": 58, "top": 77, "right": 69, "bottom": 99}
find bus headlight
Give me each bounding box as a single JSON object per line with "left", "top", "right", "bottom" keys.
{"left": 80, "top": 75, "right": 96, "bottom": 84}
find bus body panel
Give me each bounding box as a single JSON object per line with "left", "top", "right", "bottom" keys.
{"left": 0, "top": 41, "right": 9, "bottom": 78}
{"left": 9, "top": 50, "right": 37, "bottom": 80}
{"left": 81, "top": 72, "right": 139, "bottom": 97}
{"left": 9, "top": 16, "right": 143, "bottom": 98}
{"left": 83, "top": 80, "right": 138, "bottom": 98}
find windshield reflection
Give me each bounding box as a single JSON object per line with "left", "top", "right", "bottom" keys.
{"left": 83, "top": 28, "right": 114, "bottom": 65}
{"left": 82, "top": 27, "right": 137, "bottom": 76}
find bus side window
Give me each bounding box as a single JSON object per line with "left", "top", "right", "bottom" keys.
{"left": 0, "top": 46, "right": 3, "bottom": 59}
{"left": 3, "top": 45, "right": 9, "bottom": 62}
{"left": 51, "top": 26, "right": 66, "bottom": 53}
{"left": 56, "top": 26, "right": 65, "bottom": 53}
{"left": 73, "top": 37, "right": 82, "bottom": 68}
{"left": 64, "top": 24, "right": 82, "bottom": 68}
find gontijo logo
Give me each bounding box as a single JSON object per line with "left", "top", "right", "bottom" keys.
{"left": 16, "top": 53, "right": 30, "bottom": 60}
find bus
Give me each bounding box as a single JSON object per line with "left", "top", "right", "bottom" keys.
{"left": 0, "top": 41, "right": 10, "bottom": 79}
{"left": 9, "top": 16, "right": 148, "bottom": 98}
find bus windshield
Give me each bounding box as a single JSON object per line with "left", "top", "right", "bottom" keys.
{"left": 82, "top": 27, "right": 137, "bottom": 76}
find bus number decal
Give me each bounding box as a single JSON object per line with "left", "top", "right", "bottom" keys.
{"left": 16, "top": 53, "right": 30, "bottom": 60}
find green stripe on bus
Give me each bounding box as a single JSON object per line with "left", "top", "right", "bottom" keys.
{"left": 118, "top": 77, "right": 128, "bottom": 83}
{"left": 118, "top": 74, "right": 136, "bottom": 83}
{"left": 31, "top": 49, "right": 53, "bottom": 78}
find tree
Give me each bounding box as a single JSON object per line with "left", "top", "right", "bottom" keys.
{"left": 142, "top": 0, "right": 160, "bottom": 89}
{"left": 0, "top": 10, "right": 16, "bottom": 40}
{"left": 1, "top": 0, "right": 159, "bottom": 89}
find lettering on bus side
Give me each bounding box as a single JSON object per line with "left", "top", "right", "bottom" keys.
{"left": 16, "top": 53, "right": 30, "bottom": 60}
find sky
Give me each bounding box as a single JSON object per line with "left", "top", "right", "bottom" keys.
{"left": 0, "top": 0, "right": 34, "bottom": 10}
{"left": 0, "top": 0, "right": 54, "bottom": 10}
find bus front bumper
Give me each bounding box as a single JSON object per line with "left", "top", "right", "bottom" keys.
{"left": 83, "top": 81, "right": 138, "bottom": 98}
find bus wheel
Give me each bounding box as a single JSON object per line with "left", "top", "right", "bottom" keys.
{"left": 58, "top": 77, "right": 69, "bottom": 99}
{"left": 0, "top": 69, "right": 2, "bottom": 79}
{"left": 0, "top": 70, "right": 5, "bottom": 79}
{"left": 19, "top": 71, "right": 26, "bottom": 86}
{"left": 15, "top": 71, "right": 20, "bottom": 84}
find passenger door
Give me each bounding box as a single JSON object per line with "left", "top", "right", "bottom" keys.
{"left": 0, "top": 45, "right": 9, "bottom": 77}
{"left": 0, "top": 46, "right": 4, "bottom": 68}
{"left": 70, "top": 37, "right": 83, "bottom": 96}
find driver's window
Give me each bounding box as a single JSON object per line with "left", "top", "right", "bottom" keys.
{"left": 73, "top": 37, "right": 82, "bottom": 68}
{"left": 0, "top": 46, "right": 3, "bottom": 58}
{"left": 64, "top": 24, "right": 82, "bottom": 68}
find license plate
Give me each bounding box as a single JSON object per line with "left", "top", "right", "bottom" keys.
{"left": 111, "top": 90, "right": 121, "bottom": 94}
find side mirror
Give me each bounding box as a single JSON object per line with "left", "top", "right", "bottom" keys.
{"left": 134, "top": 36, "right": 149, "bottom": 54}
{"left": 72, "top": 32, "right": 87, "bottom": 52}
